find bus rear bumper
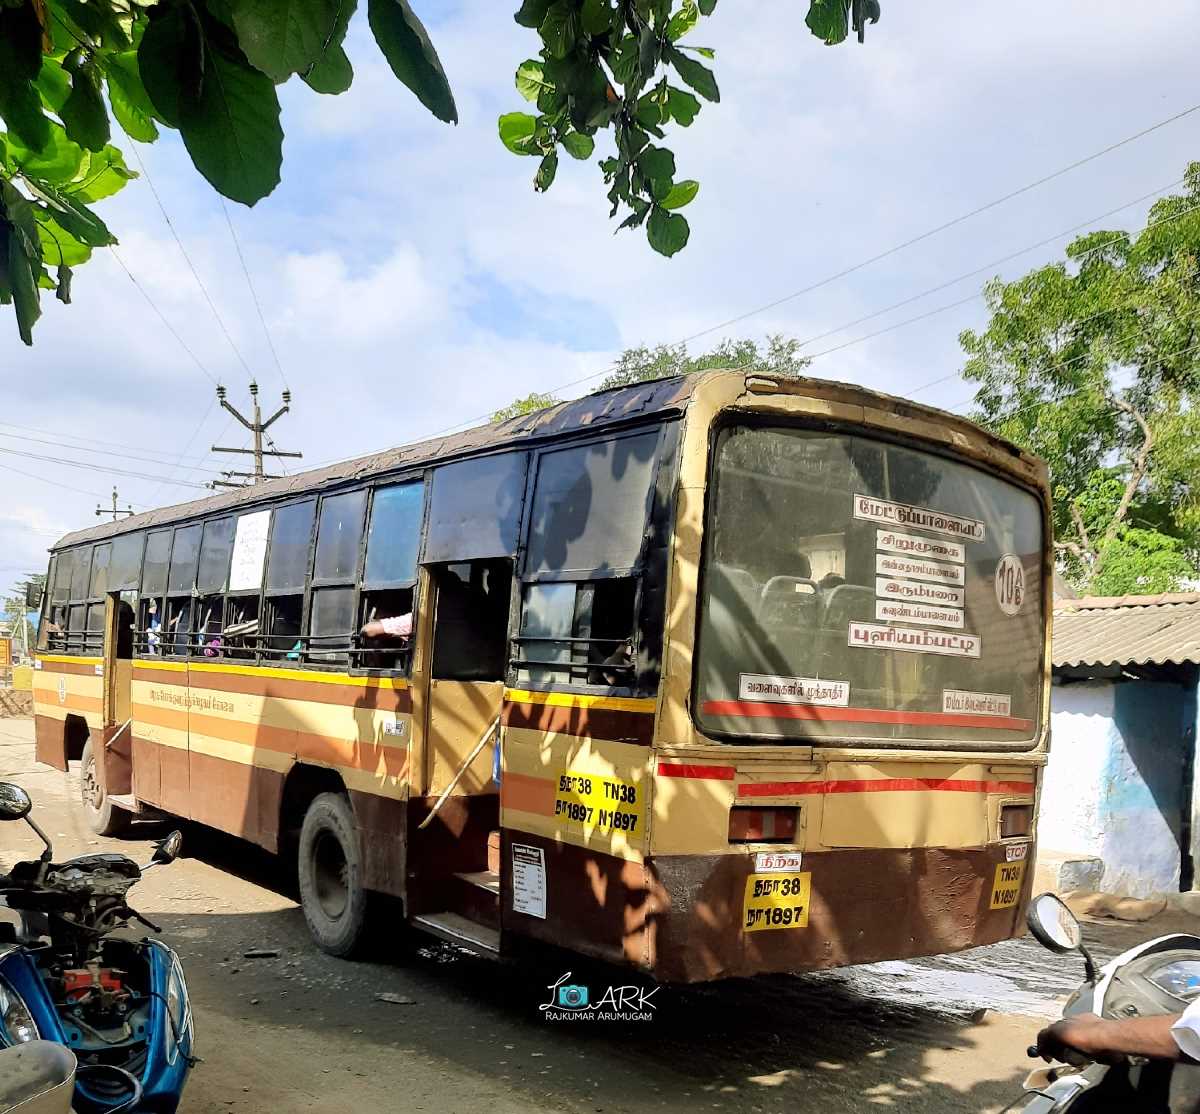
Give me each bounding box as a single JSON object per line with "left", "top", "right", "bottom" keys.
{"left": 648, "top": 843, "right": 1033, "bottom": 983}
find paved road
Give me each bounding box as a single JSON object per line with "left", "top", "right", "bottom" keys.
{"left": 0, "top": 717, "right": 1158, "bottom": 1112}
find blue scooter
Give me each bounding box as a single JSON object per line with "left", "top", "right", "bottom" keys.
{"left": 0, "top": 782, "right": 195, "bottom": 1113}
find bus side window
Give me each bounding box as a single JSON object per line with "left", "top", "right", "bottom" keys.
{"left": 516, "top": 430, "right": 659, "bottom": 691}
{"left": 357, "top": 481, "right": 424, "bottom": 674}
{"left": 137, "top": 529, "right": 172, "bottom": 656}
{"left": 263, "top": 500, "right": 316, "bottom": 664}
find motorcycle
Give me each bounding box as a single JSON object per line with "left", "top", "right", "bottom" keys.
{"left": 0, "top": 782, "right": 195, "bottom": 1113}
{"left": 1008, "top": 891, "right": 1200, "bottom": 1112}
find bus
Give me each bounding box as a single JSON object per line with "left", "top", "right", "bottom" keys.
{"left": 30, "top": 370, "right": 1049, "bottom": 982}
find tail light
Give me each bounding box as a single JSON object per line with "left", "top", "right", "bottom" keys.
{"left": 728, "top": 806, "right": 799, "bottom": 844}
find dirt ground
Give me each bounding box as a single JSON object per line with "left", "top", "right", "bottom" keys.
{"left": 0, "top": 716, "right": 1166, "bottom": 1113}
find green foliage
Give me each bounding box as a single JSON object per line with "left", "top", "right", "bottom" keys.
{"left": 492, "top": 390, "right": 563, "bottom": 421}
{"left": 961, "top": 163, "right": 1200, "bottom": 595}
{"left": 501, "top": 0, "right": 880, "bottom": 256}
{"left": 0, "top": 0, "right": 877, "bottom": 344}
{"left": 598, "top": 333, "right": 810, "bottom": 390}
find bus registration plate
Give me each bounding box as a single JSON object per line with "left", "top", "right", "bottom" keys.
{"left": 554, "top": 771, "right": 644, "bottom": 836}
{"left": 989, "top": 861, "right": 1026, "bottom": 909}
{"left": 743, "top": 872, "right": 811, "bottom": 932}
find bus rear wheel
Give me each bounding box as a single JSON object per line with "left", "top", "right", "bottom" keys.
{"left": 80, "top": 739, "right": 130, "bottom": 837}
{"left": 298, "top": 792, "right": 369, "bottom": 958}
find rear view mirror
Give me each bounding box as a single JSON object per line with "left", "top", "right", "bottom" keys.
{"left": 24, "top": 581, "right": 41, "bottom": 610}
{"left": 0, "top": 783, "right": 32, "bottom": 821}
{"left": 1027, "top": 892, "right": 1083, "bottom": 953}
{"left": 153, "top": 830, "right": 183, "bottom": 865}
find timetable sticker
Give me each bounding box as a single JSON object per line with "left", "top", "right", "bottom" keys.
{"left": 875, "top": 599, "right": 964, "bottom": 629}
{"left": 554, "top": 771, "right": 644, "bottom": 836}
{"left": 743, "top": 872, "right": 811, "bottom": 932}
{"left": 877, "top": 552, "right": 965, "bottom": 586}
{"left": 876, "top": 529, "right": 965, "bottom": 564}
{"left": 854, "top": 494, "right": 986, "bottom": 543}
{"left": 876, "top": 576, "right": 966, "bottom": 608}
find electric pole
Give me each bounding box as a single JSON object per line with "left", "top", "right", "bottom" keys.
{"left": 96, "top": 487, "right": 134, "bottom": 521}
{"left": 211, "top": 381, "right": 302, "bottom": 490}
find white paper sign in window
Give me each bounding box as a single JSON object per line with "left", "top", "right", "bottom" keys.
{"left": 229, "top": 510, "right": 271, "bottom": 592}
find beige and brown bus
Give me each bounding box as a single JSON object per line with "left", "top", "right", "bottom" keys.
{"left": 30, "top": 370, "right": 1049, "bottom": 982}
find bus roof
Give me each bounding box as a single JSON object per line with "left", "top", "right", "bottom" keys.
{"left": 52, "top": 370, "right": 1043, "bottom": 551}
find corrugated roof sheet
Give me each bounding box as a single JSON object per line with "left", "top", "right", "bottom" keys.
{"left": 1052, "top": 593, "right": 1200, "bottom": 668}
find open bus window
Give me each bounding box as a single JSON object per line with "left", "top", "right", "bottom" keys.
{"left": 164, "top": 598, "right": 193, "bottom": 657}
{"left": 85, "top": 603, "right": 105, "bottom": 655}
{"left": 358, "top": 588, "right": 414, "bottom": 672}
{"left": 308, "top": 587, "right": 354, "bottom": 666}
{"left": 223, "top": 596, "right": 260, "bottom": 660}
{"left": 264, "top": 595, "right": 304, "bottom": 661}
{"left": 38, "top": 604, "right": 67, "bottom": 651}
{"left": 137, "top": 598, "right": 163, "bottom": 655}
{"left": 431, "top": 560, "right": 511, "bottom": 682}
{"left": 194, "top": 595, "right": 225, "bottom": 658}
{"left": 513, "top": 577, "right": 637, "bottom": 689}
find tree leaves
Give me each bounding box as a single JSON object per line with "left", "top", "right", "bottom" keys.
{"left": 647, "top": 205, "right": 688, "bottom": 256}
{"left": 498, "top": 112, "right": 538, "bottom": 155}
{"left": 513, "top": 0, "right": 551, "bottom": 28}
{"left": 138, "top": 3, "right": 202, "bottom": 129}
{"left": 665, "top": 44, "right": 718, "bottom": 101}
{"left": 515, "top": 58, "right": 548, "bottom": 102}
{"left": 177, "top": 34, "right": 284, "bottom": 205}
{"left": 539, "top": 0, "right": 578, "bottom": 59}
{"left": 106, "top": 51, "right": 160, "bottom": 141}
{"left": 302, "top": 43, "right": 353, "bottom": 93}
{"left": 666, "top": 85, "right": 699, "bottom": 126}
{"left": 580, "top": 0, "right": 611, "bottom": 35}
{"left": 805, "top": 0, "right": 849, "bottom": 44}
{"left": 0, "top": 0, "right": 51, "bottom": 151}
{"left": 662, "top": 178, "right": 697, "bottom": 209}
{"left": 62, "top": 58, "right": 112, "bottom": 151}
{"left": 367, "top": 0, "right": 457, "bottom": 123}
{"left": 232, "top": 0, "right": 353, "bottom": 83}
{"left": 0, "top": 179, "right": 43, "bottom": 344}
{"left": 561, "top": 130, "right": 594, "bottom": 159}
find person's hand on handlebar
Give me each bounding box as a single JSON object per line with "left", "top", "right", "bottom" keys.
{"left": 1035, "top": 1013, "right": 1187, "bottom": 1066}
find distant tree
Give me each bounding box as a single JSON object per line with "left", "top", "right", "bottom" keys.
{"left": 960, "top": 163, "right": 1200, "bottom": 595}
{"left": 492, "top": 391, "right": 564, "bottom": 421}
{"left": 493, "top": 334, "right": 809, "bottom": 421}
{"left": 598, "top": 333, "right": 809, "bottom": 390}
{"left": 3, "top": 571, "right": 43, "bottom": 654}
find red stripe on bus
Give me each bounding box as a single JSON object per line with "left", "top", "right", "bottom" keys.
{"left": 737, "top": 777, "right": 1035, "bottom": 798}
{"left": 700, "top": 700, "right": 1034, "bottom": 733}
{"left": 658, "top": 762, "right": 736, "bottom": 781}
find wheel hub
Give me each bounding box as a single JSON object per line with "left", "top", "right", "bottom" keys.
{"left": 312, "top": 830, "right": 349, "bottom": 920}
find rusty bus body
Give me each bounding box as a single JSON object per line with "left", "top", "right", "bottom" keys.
{"left": 30, "top": 371, "right": 1050, "bottom": 982}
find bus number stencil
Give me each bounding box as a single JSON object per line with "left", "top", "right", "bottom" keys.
{"left": 743, "top": 871, "right": 812, "bottom": 932}
{"left": 994, "top": 553, "right": 1026, "bottom": 616}
{"left": 554, "top": 771, "right": 643, "bottom": 836}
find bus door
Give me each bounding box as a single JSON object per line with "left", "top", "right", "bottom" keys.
{"left": 99, "top": 590, "right": 137, "bottom": 798}
{"left": 408, "top": 452, "right": 527, "bottom": 941}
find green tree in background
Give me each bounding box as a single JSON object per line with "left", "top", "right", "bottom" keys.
{"left": 0, "top": 0, "right": 879, "bottom": 346}
{"left": 492, "top": 333, "right": 809, "bottom": 420}
{"left": 961, "top": 163, "right": 1200, "bottom": 596}
{"left": 3, "top": 571, "right": 44, "bottom": 656}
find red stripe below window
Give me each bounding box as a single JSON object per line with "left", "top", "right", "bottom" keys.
{"left": 737, "top": 777, "right": 1035, "bottom": 798}
{"left": 658, "top": 762, "right": 736, "bottom": 781}
{"left": 701, "top": 700, "right": 1034, "bottom": 733}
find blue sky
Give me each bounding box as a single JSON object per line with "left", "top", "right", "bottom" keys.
{"left": 1, "top": 1, "right": 1197, "bottom": 594}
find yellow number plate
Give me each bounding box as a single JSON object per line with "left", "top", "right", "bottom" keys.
{"left": 989, "top": 861, "right": 1026, "bottom": 909}
{"left": 743, "top": 872, "right": 811, "bottom": 932}
{"left": 553, "top": 771, "right": 644, "bottom": 836}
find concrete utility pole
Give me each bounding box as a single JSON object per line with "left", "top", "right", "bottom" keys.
{"left": 95, "top": 487, "right": 134, "bottom": 521}
{"left": 211, "top": 381, "right": 302, "bottom": 490}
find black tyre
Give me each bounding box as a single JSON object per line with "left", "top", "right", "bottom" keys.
{"left": 297, "top": 792, "right": 369, "bottom": 958}
{"left": 80, "top": 739, "right": 131, "bottom": 837}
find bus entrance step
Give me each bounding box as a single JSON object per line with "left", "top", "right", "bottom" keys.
{"left": 454, "top": 870, "right": 500, "bottom": 895}
{"left": 411, "top": 912, "right": 501, "bottom": 958}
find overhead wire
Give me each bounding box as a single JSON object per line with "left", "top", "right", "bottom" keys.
{"left": 0, "top": 446, "right": 210, "bottom": 490}
{"left": 0, "top": 420, "right": 215, "bottom": 465}
{"left": 0, "top": 428, "right": 223, "bottom": 475}
{"left": 220, "top": 198, "right": 289, "bottom": 393}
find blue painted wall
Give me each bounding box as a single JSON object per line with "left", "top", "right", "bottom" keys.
{"left": 1045, "top": 678, "right": 1196, "bottom": 897}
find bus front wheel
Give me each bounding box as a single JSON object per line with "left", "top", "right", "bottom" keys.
{"left": 80, "top": 739, "right": 130, "bottom": 837}
{"left": 298, "top": 792, "right": 369, "bottom": 958}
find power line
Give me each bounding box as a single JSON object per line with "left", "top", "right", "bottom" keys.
{"left": 220, "top": 199, "right": 289, "bottom": 392}
{"left": 0, "top": 446, "right": 210, "bottom": 489}
{"left": 0, "top": 429, "right": 224, "bottom": 474}
{"left": 0, "top": 419, "right": 215, "bottom": 466}
{"left": 0, "top": 461, "right": 131, "bottom": 502}
{"left": 108, "top": 247, "right": 219, "bottom": 386}
{"left": 128, "top": 143, "right": 254, "bottom": 380}
{"left": 677, "top": 102, "right": 1200, "bottom": 347}
{"left": 144, "top": 394, "right": 221, "bottom": 508}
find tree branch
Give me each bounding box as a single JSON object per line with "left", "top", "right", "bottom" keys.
{"left": 1054, "top": 538, "right": 1088, "bottom": 563}
{"left": 1069, "top": 500, "right": 1095, "bottom": 560}
{"left": 1100, "top": 395, "right": 1154, "bottom": 552}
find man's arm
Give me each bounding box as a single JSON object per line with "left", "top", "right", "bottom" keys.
{"left": 1038, "top": 1014, "right": 1185, "bottom": 1064}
